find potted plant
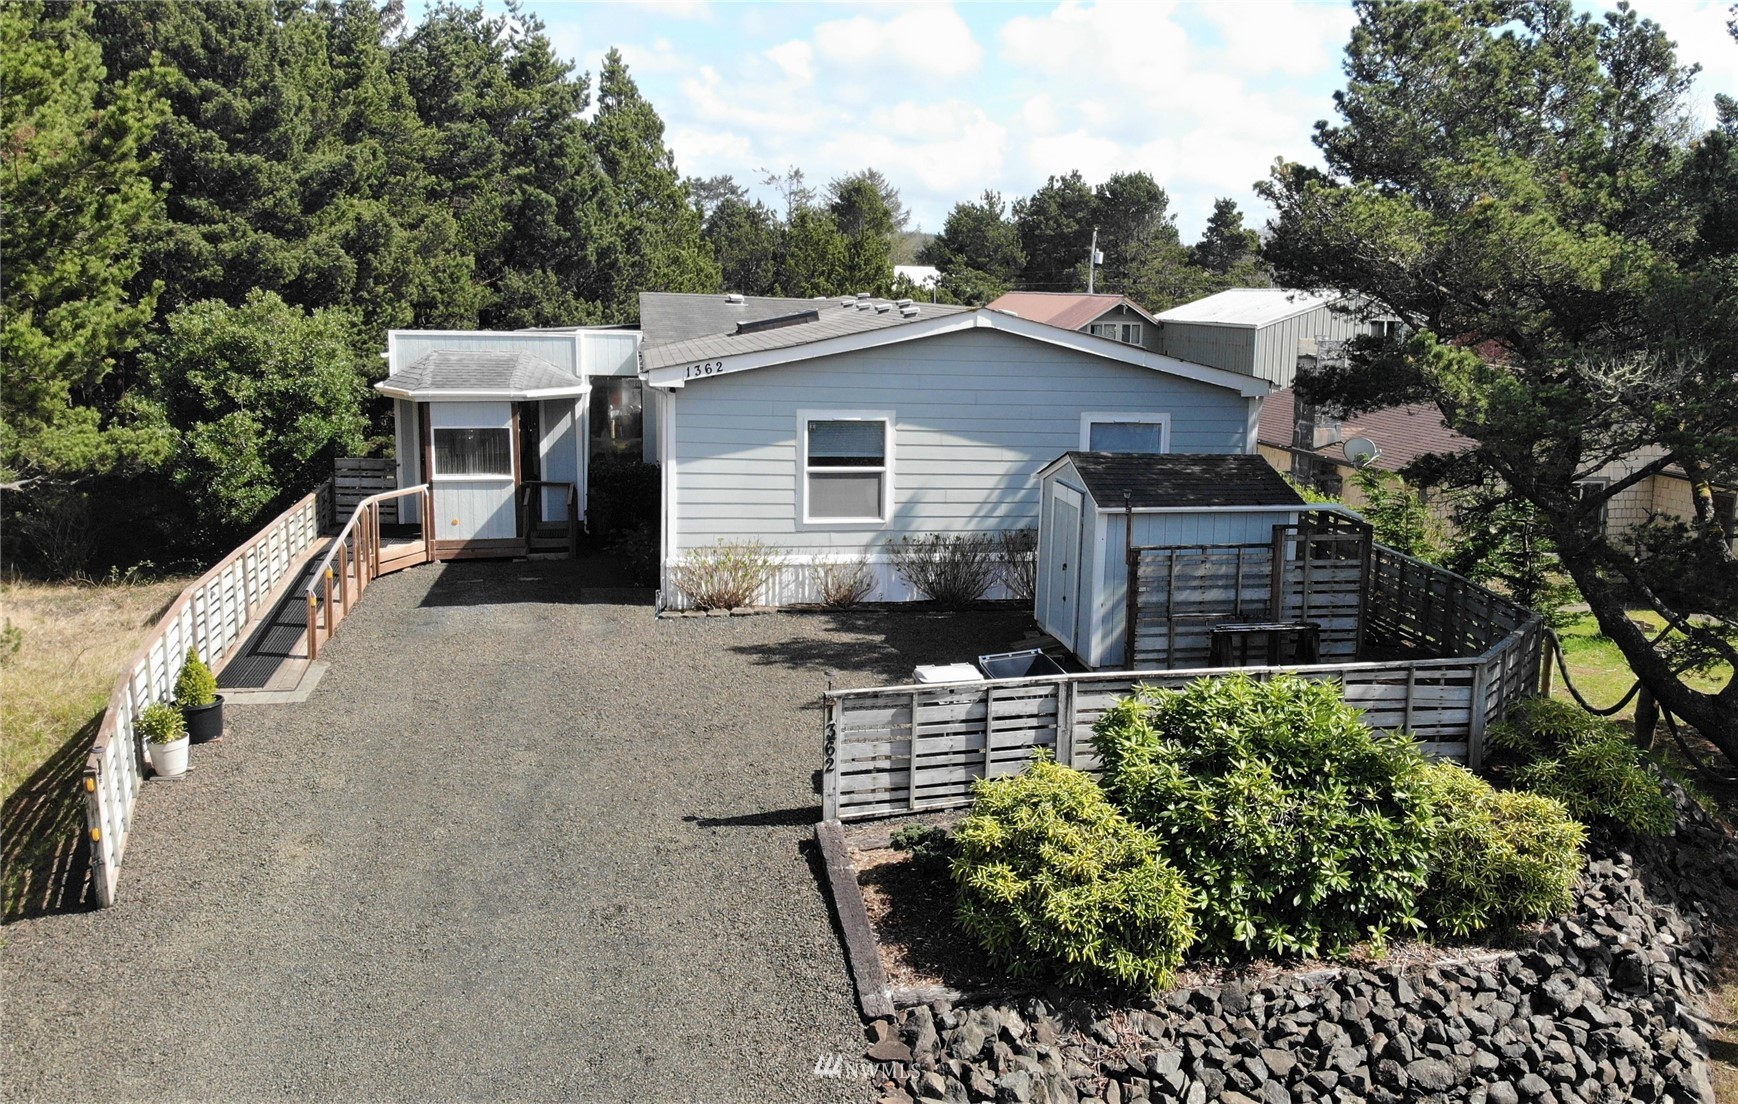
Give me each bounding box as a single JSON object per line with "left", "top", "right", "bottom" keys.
{"left": 175, "top": 648, "right": 223, "bottom": 744}
{"left": 138, "top": 701, "right": 190, "bottom": 778}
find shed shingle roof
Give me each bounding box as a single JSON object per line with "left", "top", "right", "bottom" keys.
{"left": 639, "top": 295, "right": 972, "bottom": 371}
{"left": 380, "top": 350, "right": 584, "bottom": 397}
{"left": 1063, "top": 453, "right": 1307, "bottom": 509}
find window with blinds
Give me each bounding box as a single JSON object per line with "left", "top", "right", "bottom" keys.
{"left": 804, "top": 417, "right": 888, "bottom": 521}
{"left": 433, "top": 428, "right": 512, "bottom": 476}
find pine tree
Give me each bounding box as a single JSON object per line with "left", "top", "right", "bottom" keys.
{"left": 1, "top": 0, "right": 170, "bottom": 486}
{"left": 588, "top": 48, "right": 719, "bottom": 318}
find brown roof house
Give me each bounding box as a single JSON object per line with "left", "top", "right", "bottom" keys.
{"left": 985, "top": 292, "right": 1163, "bottom": 352}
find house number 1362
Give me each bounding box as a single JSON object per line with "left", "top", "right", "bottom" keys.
{"left": 684, "top": 360, "right": 725, "bottom": 379}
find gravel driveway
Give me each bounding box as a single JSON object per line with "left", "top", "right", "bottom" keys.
{"left": 2, "top": 558, "right": 1033, "bottom": 1103}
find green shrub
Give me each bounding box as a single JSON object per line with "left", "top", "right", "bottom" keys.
{"left": 886, "top": 534, "right": 999, "bottom": 607}
{"left": 1417, "top": 761, "right": 1587, "bottom": 937}
{"left": 671, "top": 540, "right": 782, "bottom": 610}
{"left": 1091, "top": 674, "right": 1435, "bottom": 959}
{"left": 610, "top": 522, "right": 659, "bottom": 588}
{"left": 174, "top": 648, "right": 218, "bottom": 708}
{"left": 1489, "top": 698, "right": 1675, "bottom": 836}
{"left": 137, "top": 701, "right": 187, "bottom": 744}
{"left": 952, "top": 755, "right": 1197, "bottom": 989}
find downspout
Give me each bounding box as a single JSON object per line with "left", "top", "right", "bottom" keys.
{"left": 1122, "top": 490, "right": 1137, "bottom": 669}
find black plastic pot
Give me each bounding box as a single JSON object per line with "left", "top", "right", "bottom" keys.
{"left": 185, "top": 697, "right": 224, "bottom": 744}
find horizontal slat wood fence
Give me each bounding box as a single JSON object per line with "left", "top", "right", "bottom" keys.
{"left": 824, "top": 541, "right": 1544, "bottom": 823}
{"left": 334, "top": 457, "right": 397, "bottom": 524}
{"left": 83, "top": 487, "right": 328, "bottom": 906}
{"left": 305, "top": 485, "right": 432, "bottom": 661}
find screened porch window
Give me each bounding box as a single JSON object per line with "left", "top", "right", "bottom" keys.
{"left": 433, "top": 427, "right": 512, "bottom": 476}
{"left": 804, "top": 416, "right": 889, "bottom": 522}
{"left": 1082, "top": 412, "right": 1169, "bottom": 454}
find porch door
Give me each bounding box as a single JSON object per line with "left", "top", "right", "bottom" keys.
{"left": 1042, "top": 485, "right": 1084, "bottom": 651}
{"left": 428, "top": 402, "right": 518, "bottom": 543}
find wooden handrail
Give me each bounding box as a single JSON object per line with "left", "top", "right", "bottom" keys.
{"left": 305, "top": 484, "right": 430, "bottom": 662}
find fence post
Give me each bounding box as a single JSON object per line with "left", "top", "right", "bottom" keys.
{"left": 821, "top": 694, "right": 840, "bottom": 821}
{"left": 1467, "top": 659, "right": 1492, "bottom": 771}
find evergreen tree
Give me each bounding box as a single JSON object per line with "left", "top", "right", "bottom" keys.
{"left": 705, "top": 197, "right": 782, "bottom": 296}
{"left": 919, "top": 190, "right": 1024, "bottom": 295}
{"left": 1191, "top": 198, "right": 1265, "bottom": 278}
{"left": 827, "top": 174, "right": 895, "bottom": 295}
{"left": 588, "top": 48, "right": 719, "bottom": 318}
{"left": 1, "top": 1, "right": 170, "bottom": 487}
{"left": 778, "top": 207, "right": 848, "bottom": 298}
{"left": 1260, "top": 0, "right": 1738, "bottom": 754}
{"left": 1013, "top": 171, "right": 1096, "bottom": 291}
{"left": 827, "top": 168, "right": 910, "bottom": 235}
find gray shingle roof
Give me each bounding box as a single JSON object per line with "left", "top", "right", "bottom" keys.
{"left": 382, "top": 350, "right": 584, "bottom": 397}
{"left": 1065, "top": 453, "right": 1306, "bottom": 509}
{"left": 640, "top": 292, "right": 844, "bottom": 348}
{"left": 639, "top": 295, "right": 973, "bottom": 371}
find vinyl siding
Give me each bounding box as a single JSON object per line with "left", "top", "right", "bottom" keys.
{"left": 1161, "top": 304, "right": 1368, "bottom": 388}
{"left": 669, "top": 328, "right": 1252, "bottom": 556}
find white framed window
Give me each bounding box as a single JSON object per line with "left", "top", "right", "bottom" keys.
{"left": 1080, "top": 412, "right": 1170, "bottom": 454}
{"left": 799, "top": 410, "right": 894, "bottom": 525}
{"left": 1369, "top": 319, "right": 1404, "bottom": 340}
{"left": 432, "top": 427, "right": 512, "bottom": 476}
{"left": 1088, "top": 321, "right": 1143, "bottom": 345}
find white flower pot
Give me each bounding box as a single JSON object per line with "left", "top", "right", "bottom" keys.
{"left": 149, "top": 736, "right": 190, "bottom": 778}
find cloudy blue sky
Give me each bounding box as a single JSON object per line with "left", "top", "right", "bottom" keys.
{"left": 504, "top": 0, "right": 1735, "bottom": 240}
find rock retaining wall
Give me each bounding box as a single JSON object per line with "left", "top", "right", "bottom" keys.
{"left": 862, "top": 782, "right": 1735, "bottom": 1104}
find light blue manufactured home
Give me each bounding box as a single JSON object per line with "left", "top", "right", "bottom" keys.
{"left": 638, "top": 293, "right": 1272, "bottom": 608}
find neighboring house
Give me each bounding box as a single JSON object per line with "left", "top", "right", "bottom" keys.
{"left": 1155, "top": 288, "right": 1396, "bottom": 389}
{"left": 1257, "top": 385, "right": 1469, "bottom": 507}
{"left": 985, "top": 292, "right": 1163, "bottom": 353}
{"left": 637, "top": 291, "right": 1270, "bottom": 607}
{"left": 1258, "top": 385, "right": 1738, "bottom": 550}
{"left": 893, "top": 265, "right": 940, "bottom": 293}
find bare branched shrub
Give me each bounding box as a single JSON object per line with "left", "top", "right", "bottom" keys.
{"left": 13, "top": 487, "right": 94, "bottom": 578}
{"left": 886, "top": 533, "right": 998, "bottom": 607}
{"left": 672, "top": 540, "right": 783, "bottom": 610}
{"left": 815, "top": 557, "right": 875, "bottom": 607}
{"left": 997, "top": 527, "right": 1038, "bottom": 602}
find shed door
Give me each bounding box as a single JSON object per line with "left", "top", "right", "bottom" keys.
{"left": 428, "top": 402, "right": 517, "bottom": 542}
{"left": 1043, "top": 485, "right": 1084, "bottom": 651}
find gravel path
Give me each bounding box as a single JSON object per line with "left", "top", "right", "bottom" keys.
{"left": 2, "top": 559, "right": 1033, "bottom": 1103}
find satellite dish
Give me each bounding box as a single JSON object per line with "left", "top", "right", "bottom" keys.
{"left": 1343, "top": 436, "right": 1381, "bottom": 468}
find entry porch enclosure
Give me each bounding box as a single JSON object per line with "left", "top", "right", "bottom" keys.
{"left": 377, "top": 328, "right": 647, "bottom": 559}
{"left": 823, "top": 454, "right": 1544, "bottom": 821}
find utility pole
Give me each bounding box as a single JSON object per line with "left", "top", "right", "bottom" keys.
{"left": 1087, "top": 227, "right": 1101, "bottom": 294}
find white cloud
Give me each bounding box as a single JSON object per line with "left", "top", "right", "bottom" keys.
{"left": 765, "top": 40, "right": 813, "bottom": 83}
{"left": 1628, "top": 0, "right": 1738, "bottom": 130}
{"left": 1197, "top": 1, "right": 1357, "bottom": 78}
{"left": 812, "top": 5, "right": 983, "bottom": 81}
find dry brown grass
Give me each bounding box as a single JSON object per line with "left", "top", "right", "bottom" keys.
{"left": 2, "top": 574, "right": 190, "bottom": 918}
{"left": 1, "top": 575, "right": 189, "bottom": 799}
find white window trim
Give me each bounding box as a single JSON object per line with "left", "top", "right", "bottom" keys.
{"left": 1088, "top": 321, "right": 1144, "bottom": 345}
{"left": 797, "top": 409, "right": 895, "bottom": 527}
{"left": 1079, "top": 411, "right": 1171, "bottom": 453}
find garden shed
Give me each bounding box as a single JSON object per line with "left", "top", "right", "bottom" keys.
{"left": 1036, "top": 452, "right": 1312, "bottom": 669}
